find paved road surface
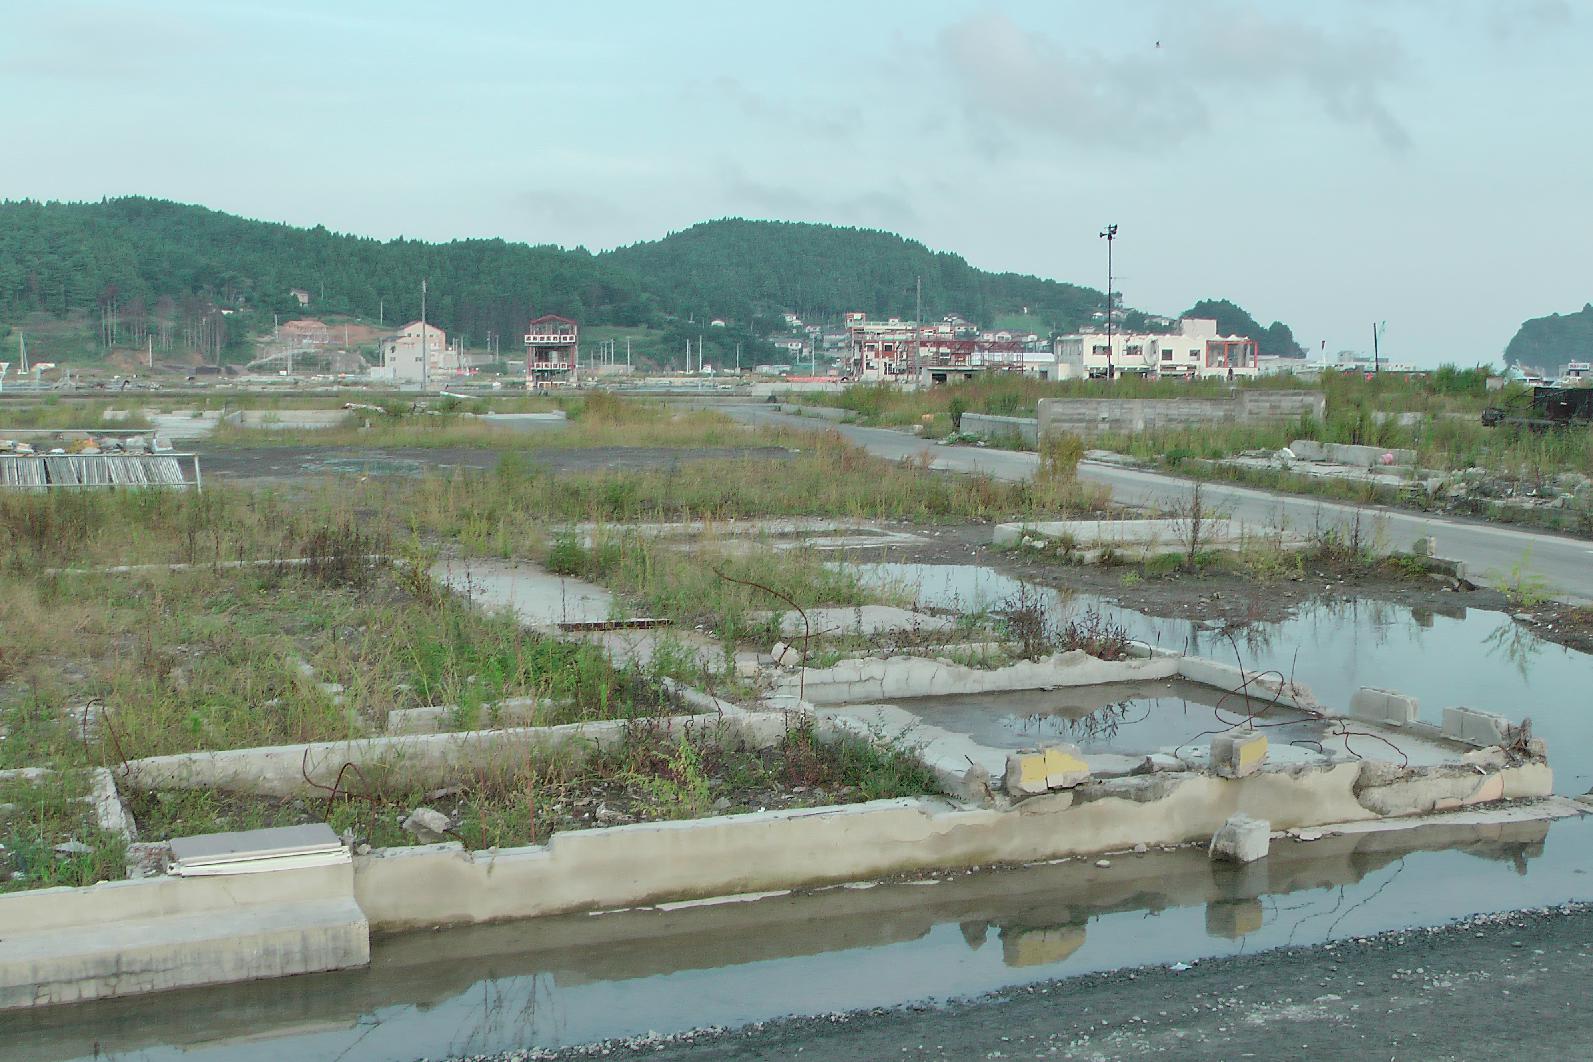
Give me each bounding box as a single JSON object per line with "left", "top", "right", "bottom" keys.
{"left": 728, "top": 405, "right": 1593, "bottom": 603}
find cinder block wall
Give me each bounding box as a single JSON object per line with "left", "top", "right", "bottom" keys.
{"left": 1037, "top": 391, "right": 1324, "bottom": 438}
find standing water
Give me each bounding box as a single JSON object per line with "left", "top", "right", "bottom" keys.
{"left": 846, "top": 562, "right": 1593, "bottom": 791}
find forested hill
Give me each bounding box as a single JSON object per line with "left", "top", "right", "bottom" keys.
{"left": 601, "top": 219, "right": 1103, "bottom": 333}
{"left": 0, "top": 197, "right": 1289, "bottom": 366}
{"left": 0, "top": 198, "right": 649, "bottom": 357}
{"left": 1505, "top": 304, "right": 1593, "bottom": 366}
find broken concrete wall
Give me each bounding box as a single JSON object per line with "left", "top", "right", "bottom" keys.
{"left": 120, "top": 710, "right": 792, "bottom": 799}
{"left": 352, "top": 762, "right": 1385, "bottom": 930}
{"left": 960, "top": 413, "right": 1039, "bottom": 446}
{"left": 775, "top": 650, "right": 1179, "bottom": 705}
{"left": 1288, "top": 439, "right": 1418, "bottom": 468}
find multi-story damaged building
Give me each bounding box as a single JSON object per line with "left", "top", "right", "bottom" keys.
{"left": 843, "top": 312, "right": 1048, "bottom": 383}
{"left": 524, "top": 314, "right": 578, "bottom": 387}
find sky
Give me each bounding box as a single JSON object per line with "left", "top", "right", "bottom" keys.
{"left": 1, "top": 0, "right": 1588, "bottom": 364}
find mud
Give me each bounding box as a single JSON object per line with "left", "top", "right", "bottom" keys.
{"left": 1515, "top": 603, "right": 1593, "bottom": 656}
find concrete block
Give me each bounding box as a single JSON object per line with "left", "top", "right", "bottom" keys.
{"left": 770, "top": 641, "right": 804, "bottom": 668}
{"left": 1349, "top": 687, "right": 1419, "bottom": 727}
{"left": 1005, "top": 744, "right": 1090, "bottom": 799}
{"left": 1044, "top": 744, "right": 1091, "bottom": 790}
{"left": 1210, "top": 729, "right": 1268, "bottom": 778}
{"left": 1288, "top": 439, "right": 1328, "bottom": 461}
{"left": 1005, "top": 751, "right": 1051, "bottom": 798}
{"left": 1208, "top": 813, "right": 1270, "bottom": 863}
{"left": 1442, "top": 706, "right": 1511, "bottom": 747}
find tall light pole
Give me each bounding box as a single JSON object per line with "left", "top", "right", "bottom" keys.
{"left": 1099, "top": 224, "right": 1118, "bottom": 381}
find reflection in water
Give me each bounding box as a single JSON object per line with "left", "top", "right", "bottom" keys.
{"left": 10, "top": 816, "right": 1579, "bottom": 1062}
{"left": 846, "top": 562, "right": 1593, "bottom": 791}
{"left": 1483, "top": 620, "right": 1546, "bottom": 680}
{"left": 1010, "top": 699, "right": 1144, "bottom": 744}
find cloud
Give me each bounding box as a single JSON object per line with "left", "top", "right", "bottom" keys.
{"left": 718, "top": 164, "right": 920, "bottom": 231}
{"left": 937, "top": 5, "right": 1412, "bottom": 153}
{"left": 937, "top": 10, "right": 1207, "bottom": 149}
{"left": 1169, "top": 4, "right": 1411, "bottom": 151}
{"left": 686, "top": 77, "right": 864, "bottom": 145}
{"left": 4, "top": 4, "right": 223, "bottom": 84}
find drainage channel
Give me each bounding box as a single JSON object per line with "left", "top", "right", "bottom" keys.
{"left": 8, "top": 814, "right": 1592, "bottom": 1061}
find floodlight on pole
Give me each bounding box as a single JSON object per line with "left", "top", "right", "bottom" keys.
{"left": 1099, "top": 224, "right": 1118, "bottom": 381}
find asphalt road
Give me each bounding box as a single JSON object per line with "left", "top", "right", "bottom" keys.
{"left": 728, "top": 404, "right": 1593, "bottom": 603}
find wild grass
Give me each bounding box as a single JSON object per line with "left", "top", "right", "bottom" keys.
{"left": 0, "top": 772, "right": 126, "bottom": 893}
{"left": 124, "top": 716, "right": 938, "bottom": 851}
{"left": 0, "top": 556, "right": 671, "bottom": 767}
{"left": 208, "top": 393, "right": 765, "bottom": 450}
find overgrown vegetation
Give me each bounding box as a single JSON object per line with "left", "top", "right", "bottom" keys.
{"left": 122, "top": 716, "right": 938, "bottom": 853}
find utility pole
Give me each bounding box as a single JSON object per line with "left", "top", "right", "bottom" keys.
{"left": 1372, "top": 321, "right": 1384, "bottom": 375}
{"left": 1099, "top": 224, "right": 1118, "bottom": 381}
{"left": 379, "top": 298, "right": 384, "bottom": 327}
{"left": 420, "top": 278, "right": 429, "bottom": 392}
{"left": 915, "top": 275, "right": 923, "bottom": 374}
{"left": 148, "top": 334, "right": 154, "bottom": 370}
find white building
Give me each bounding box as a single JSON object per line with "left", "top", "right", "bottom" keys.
{"left": 374, "top": 321, "right": 456, "bottom": 384}
{"left": 1054, "top": 318, "right": 1259, "bottom": 380}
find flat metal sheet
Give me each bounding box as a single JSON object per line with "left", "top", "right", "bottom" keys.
{"left": 169, "top": 823, "right": 343, "bottom": 867}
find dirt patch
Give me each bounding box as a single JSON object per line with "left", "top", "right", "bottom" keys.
{"left": 193, "top": 445, "right": 795, "bottom": 482}
{"left": 1515, "top": 603, "right": 1593, "bottom": 655}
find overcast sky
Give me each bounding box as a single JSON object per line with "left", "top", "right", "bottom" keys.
{"left": 2, "top": 0, "right": 1586, "bottom": 363}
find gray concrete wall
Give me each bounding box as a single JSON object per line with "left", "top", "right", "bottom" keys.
{"left": 1288, "top": 439, "right": 1418, "bottom": 467}
{"left": 960, "top": 412, "right": 1039, "bottom": 446}
{"left": 0, "top": 863, "right": 367, "bottom": 1010}
{"left": 1038, "top": 391, "right": 1325, "bottom": 438}
{"left": 224, "top": 409, "right": 351, "bottom": 430}
{"left": 351, "top": 758, "right": 1549, "bottom": 931}
{"left": 119, "top": 711, "right": 790, "bottom": 798}
{"left": 775, "top": 651, "right": 1179, "bottom": 705}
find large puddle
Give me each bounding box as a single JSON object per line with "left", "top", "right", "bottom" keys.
{"left": 847, "top": 562, "right": 1593, "bottom": 791}
{"left": 10, "top": 815, "right": 1593, "bottom": 1061}
{"left": 876, "top": 680, "right": 1450, "bottom": 767}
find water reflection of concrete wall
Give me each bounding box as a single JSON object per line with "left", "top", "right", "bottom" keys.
{"left": 7, "top": 818, "right": 1556, "bottom": 1062}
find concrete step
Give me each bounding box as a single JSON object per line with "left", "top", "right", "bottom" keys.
{"left": 0, "top": 896, "right": 368, "bottom": 1009}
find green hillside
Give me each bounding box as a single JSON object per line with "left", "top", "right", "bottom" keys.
{"left": 602, "top": 218, "right": 1106, "bottom": 334}
{"left": 1505, "top": 304, "right": 1593, "bottom": 366}
{"left": 0, "top": 197, "right": 1294, "bottom": 369}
